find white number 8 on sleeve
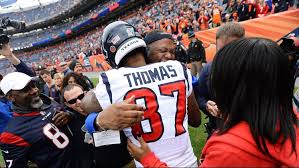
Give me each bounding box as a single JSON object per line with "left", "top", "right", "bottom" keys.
{"left": 43, "top": 123, "right": 69, "bottom": 149}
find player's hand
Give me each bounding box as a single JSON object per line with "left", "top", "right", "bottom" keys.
{"left": 206, "top": 100, "right": 221, "bottom": 118}
{"left": 53, "top": 111, "right": 72, "bottom": 127}
{"left": 0, "top": 43, "right": 13, "bottom": 58}
{"left": 96, "top": 96, "right": 145, "bottom": 130}
{"left": 127, "top": 136, "right": 151, "bottom": 162}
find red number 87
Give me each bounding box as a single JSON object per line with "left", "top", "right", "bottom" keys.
{"left": 124, "top": 80, "right": 187, "bottom": 143}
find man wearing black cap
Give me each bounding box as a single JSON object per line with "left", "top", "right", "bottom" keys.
{"left": 69, "top": 60, "right": 94, "bottom": 90}
{"left": 32, "top": 65, "right": 47, "bottom": 91}
{"left": 187, "top": 31, "right": 206, "bottom": 77}
{"left": 144, "top": 30, "right": 176, "bottom": 63}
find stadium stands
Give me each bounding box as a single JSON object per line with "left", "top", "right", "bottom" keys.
{"left": 0, "top": 0, "right": 297, "bottom": 75}
{"left": 9, "top": 0, "right": 117, "bottom": 48}
{"left": 0, "top": 0, "right": 80, "bottom": 23}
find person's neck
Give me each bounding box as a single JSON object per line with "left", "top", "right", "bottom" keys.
{"left": 76, "top": 72, "right": 83, "bottom": 76}
{"left": 55, "top": 85, "right": 61, "bottom": 90}
{"left": 63, "top": 68, "right": 69, "bottom": 73}
{"left": 46, "top": 82, "right": 52, "bottom": 87}
{"left": 124, "top": 53, "right": 146, "bottom": 68}
{"left": 12, "top": 102, "right": 40, "bottom": 114}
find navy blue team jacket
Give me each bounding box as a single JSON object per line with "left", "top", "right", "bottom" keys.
{"left": 0, "top": 95, "right": 72, "bottom": 168}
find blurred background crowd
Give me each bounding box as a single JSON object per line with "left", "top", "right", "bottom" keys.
{"left": 0, "top": 0, "right": 296, "bottom": 75}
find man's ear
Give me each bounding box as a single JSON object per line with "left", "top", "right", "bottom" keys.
{"left": 6, "top": 92, "right": 15, "bottom": 102}
{"left": 62, "top": 94, "right": 71, "bottom": 108}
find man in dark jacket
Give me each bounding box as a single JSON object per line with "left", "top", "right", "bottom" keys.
{"left": 62, "top": 83, "right": 133, "bottom": 168}
{"left": 0, "top": 43, "right": 36, "bottom": 134}
{"left": 196, "top": 22, "right": 245, "bottom": 138}
{"left": 61, "top": 84, "right": 94, "bottom": 168}
{"left": 60, "top": 62, "right": 72, "bottom": 76}
{"left": 273, "top": 0, "right": 290, "bottom": 13}
{"left": 188, "top": 31, "right": 206, "bottom": 76}
{"left": 237, "top": 0, "right": 250, "bottom": 21}
{"left": 0, "top": 72, "right": 72, "bottom": 168}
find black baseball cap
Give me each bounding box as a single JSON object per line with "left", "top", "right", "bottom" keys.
{"left": 144, "top": 30, "right": 174, "bottom": 45}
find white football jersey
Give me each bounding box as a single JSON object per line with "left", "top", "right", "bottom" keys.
{"left": 94, "top": 60, "right": 196, "bottom": 167}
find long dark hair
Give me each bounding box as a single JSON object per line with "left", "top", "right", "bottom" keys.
{"left": 210, "top": 37, "right": 298, "bottom": 156}
{"left": 62, "top": 72, "right": 89, "bottom": 91}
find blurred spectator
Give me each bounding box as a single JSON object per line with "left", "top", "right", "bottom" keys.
{"left": 0, "top": 0, "right": 80, "bottom": 23}
{"left": 33, "top": 65, "right": 47, "bottom": 91}
{"left": 211, "top": 3, "right": 222, "bottom": 27}
{"left": 62, "top": 72, "right": 90, "bottom": 91}
{"left": 237, "top": 0, "right": 250, "bottom": 21}
{"left": 69, "top": 60, "right": 94, "bottom": 89}
{"left": 187, "top": 31, "right": 206, "bottom": 76}
{"left": 53, "top": 73, "right": 64, "bottom": 103}
{"left": 273, "top": 0, "right": 290, "bottom": 13}
{"left": 256, "top": 0, "right": 271, "bottom": 17}
{"left": 40, "top": 69, "right": 60, "bottom": 102}
{"left": 1, "top": 0, "right": 277, "bottom": 74}
{"left": 59, "top": 62, "right": 72, "bottom": 76}
{"left": 198, "top": 10, "right": 209, "bottom": 30}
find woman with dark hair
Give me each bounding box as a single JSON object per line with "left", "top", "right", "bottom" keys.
{"left": 126, "top": 37, "right": 299, "bottom": 167}
{"left": 200, "top": 37, "right": 299, "bottom": 166}
{"left": 68, "top": 60, "right": 94, "bottom": 89}
{"left": 62, "top": 72, "right": 91, "bottom": 91}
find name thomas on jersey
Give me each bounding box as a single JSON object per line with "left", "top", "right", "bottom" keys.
{"left": 123, "top": 65, "right": 177, "bottom": 87}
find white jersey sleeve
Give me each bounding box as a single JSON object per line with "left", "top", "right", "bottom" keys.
{"left": 181, "top": 63, "right": 193, "bottom": 97}
{"left": 94, "top": 72, "right": 115, "bottom": 108}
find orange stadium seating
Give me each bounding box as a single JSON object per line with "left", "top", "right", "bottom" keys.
{"left": 181, "top": 9, "right": 299, "bottom": 62}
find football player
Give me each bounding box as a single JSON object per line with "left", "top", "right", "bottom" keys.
{"left": 83, "top": 21, "right": 201, "bottom": 167}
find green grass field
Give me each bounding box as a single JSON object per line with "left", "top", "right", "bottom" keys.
{"left": 0, "top": 78, "right": 208, "bottom": 167}
{"left": 0, "top": 152, "right": 3, "bottom": 167}
{"left": 189, "top": 114, "right": 208, "bottom": 158}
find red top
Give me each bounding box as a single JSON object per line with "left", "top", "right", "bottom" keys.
{"left": 140, "top": 152, "right": 168, "bottom": 167}
{"left": 256, "top": 4, "right": 269, "bottom": 17}
{"left": 140, "top": 114, "right": 299, "bottom": 167}
{"left": 200, "top": 120, "right": 299, "bottom": 167}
